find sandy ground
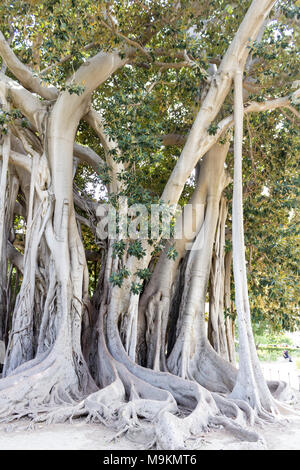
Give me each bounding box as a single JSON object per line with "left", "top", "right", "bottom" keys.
{"left": 0, "top": 362, "right": 299, "bottom": 451}
{"left": 1, "top": 411, "right": 299, "bottom": 451}
{"left": 0, "top": 413, "right": 299, "bottom": 451}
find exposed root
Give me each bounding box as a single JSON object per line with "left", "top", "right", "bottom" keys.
{"left": 212, "top": 393, "right": 257, "bottom": 426}
{"left": 0, "top": 306, "right": 298, "bottom": 450}
{"left": 102, "top": 325, "right": 280, "bottom": 449}
{"left": 268, "top": 380, "right": 297, "bottom": 405}
{"left": 168, "top": 338, "right": 237, "bottom": 394}
{"left": 209, "top": 416, "right": 266, "bottom": 445}
{"left": 0, "top": 348, "right": 298, "bottom": 449}
{"left": 0, "top": 336, "right": 271, "bottom": 449}
{"left": 0, "top": 338, "right": 96, "bottom": 424}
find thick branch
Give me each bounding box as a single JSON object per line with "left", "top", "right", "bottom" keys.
{"left": 0, "top": 132, "right": 10, "bottom": 259}
{"left": 0, "top": 31, "right": 58, "bottom": 100}
{"left": 172, "top": 88, "right": 300, "bottom": 159}
{"left": 73, "top": 142, "right": 105, "bottom": 173}
{"left": 0, "top": 72, "right": 48, "bottom": 134}
{"left": 48, "top": 49, "right": 127, "bottom": 234}
{"left": 216, "top": 88, "right": 300, "bottom": 138}
{"left": 161, "top": 0, "right": 275, "bottom": 206}
{"left": 40, "top": 43, "right": 98, "bottom": 76}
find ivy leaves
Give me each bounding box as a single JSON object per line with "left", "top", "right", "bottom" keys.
{"left": 109, "top": 267, "right": 130, "bottom": 288}
{"left": 110, "top": 240, "right": 149, "bottom": 293}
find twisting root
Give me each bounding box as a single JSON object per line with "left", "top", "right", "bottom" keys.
{"left": 0, "top": 298, "right": 298, "bottom": 450}
{"left": 267, "top": 380, "right": 297, "bottom": 405}
{"left": 209, "top": 416, "right": 266, "bottom": 446}
{"left": 98, "top": 322, "right": 270, "bottom": 449}
{"left": 0, "top": 347, "right": 296, "bottom": 449}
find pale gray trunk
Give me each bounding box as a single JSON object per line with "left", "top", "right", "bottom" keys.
{"left": 224, "top": 247, "right": 236, "bottom": 365}
{"left": 166, "top": 143, "right": 236, "bottom": 393}
{"left": 230, "top": 69, "right": 276, "bottom": 413}
{"left": 208, "top": 196, "right": 230, "bottom": 361}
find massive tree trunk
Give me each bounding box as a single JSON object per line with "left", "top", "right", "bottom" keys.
{"left": 0, "top": 50, "right": 126, "bottom": 408}
{"left": 0, "top": 0, "right": 297, "bottom": 449}
{"left": 165, "top": 142, "right": 238, "bottom": 393}
{"left": 228, "top": 69, "right": 282, "bottom": 414}
{"left": 208, "top": 196, "right": 235, "bottom": 364}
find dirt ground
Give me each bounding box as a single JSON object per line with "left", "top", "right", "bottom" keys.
{"left": 1, "top": 413, "right": 300, "bottom": 450}
{"left": 0, "top": 389, "right": 299, "bottom": 450}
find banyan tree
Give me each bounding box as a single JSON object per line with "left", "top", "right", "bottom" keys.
{"left": 0, "top": 0, "right": 299, "bottom": 449}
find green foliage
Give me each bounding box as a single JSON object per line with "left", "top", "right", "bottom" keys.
{"left": 135, "top": 268, "right": 152, "bottom": 281}
{"left": 109, "top": 267, "right": 130, "bottom": 288}
{"left": 61, "top": 83, "right": 85, "bottom": 95}
{"left": 253, "top": 325, "right": 293, "bottom": 346}
{"left": 0, "top": 108, "right": 28, "bottom": 133}
{"left": 167, "top": 246, "right": 178, "bottom": 261}
{"left": 128, "top": 240, "right": 146, "bottom": 260}
{"left": 130, "top": 282, "right": 143, "bottom": 295}
{"left": 1, "top": 0, "right": 298, "bottom": 328}
{"left": 207, "top": 123, "right": 219, "bottom": 136}
{"left": 112, "top": 240, "right": 126, "bottom": 259}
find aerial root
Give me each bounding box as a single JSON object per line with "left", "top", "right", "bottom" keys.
{"left": 24, "top": 377, "right": 127, "bottom": 429}
{"left": 229, "top": 398, "right": 257, "bottom": 425}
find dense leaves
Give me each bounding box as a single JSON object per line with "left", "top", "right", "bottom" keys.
{"left": 1, "top": 0, "right": 299, "bottom": 332}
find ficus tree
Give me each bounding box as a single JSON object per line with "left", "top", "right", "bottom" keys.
{"left": 0, "top": 0, "right": 299, "bottom": 449}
